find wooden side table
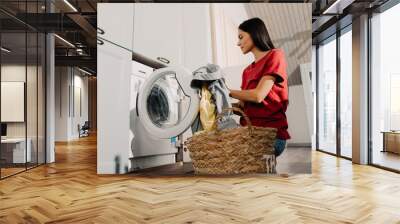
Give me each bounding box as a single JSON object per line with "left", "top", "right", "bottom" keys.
{"left": 381, "top": 131, "right": 400, "bottom": 154}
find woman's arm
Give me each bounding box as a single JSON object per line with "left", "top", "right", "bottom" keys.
{"left": 230, "top": 75, "right": 276, "bottom": 103}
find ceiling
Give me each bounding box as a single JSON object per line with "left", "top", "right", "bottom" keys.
{"left": 0, "top": 0, "right": 393, "bottom": 75}
{"left": 0, "top": 0, "right": 99, "bottom": 73}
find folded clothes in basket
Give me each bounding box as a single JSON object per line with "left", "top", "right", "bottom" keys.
{"left": 199, "top": 85, "right": 216, "bottom": 131}
{"left": 190, "top": 64, "right": 238, "bottom": 133}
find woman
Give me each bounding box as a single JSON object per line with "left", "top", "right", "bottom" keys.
{"left": 228, "top": 17, "right": 290, "bottom": 157}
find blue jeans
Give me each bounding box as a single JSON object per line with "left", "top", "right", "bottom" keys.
{"left": 274, "top": 139, "right": 286, "bottom": 157}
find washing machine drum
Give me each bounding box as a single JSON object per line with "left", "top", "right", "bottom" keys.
{"left": 138, "top": 66, "right": 199, "bottom": 139}
{"left": 146, "top": 84, "right": 170, "bottom": 126}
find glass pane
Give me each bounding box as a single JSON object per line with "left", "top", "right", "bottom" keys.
{"left": 340, "top": 29, "right": 352, "bottom": 158}
{"left": 27, "top": 31, "right": 38, "bottom": 169}
{"left": 312, "top": 46, "right": 317, "bottom": 150}
{"left": 146, "top": 73, "right": 190, "bottom": 128}
{"left": 318, "top": 36, "right": 337, "bottom": 154}
{"left": 1, "top": 30, "right": 27, "bottom": 177}
{"left": 38, "top": 33, "right": 45, "bottom": 164}
{"left": 371, "top": 3, "right": 400, "bottom": 171}
{"left": 390, "top": 75, "right": 400, "bottom": 130}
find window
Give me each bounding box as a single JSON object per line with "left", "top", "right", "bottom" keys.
{"left": 0, "top": 1, "right": 47, "bottom": 179}
{"left": 317, "top": 26, "right": 352, "bottom": 158}
{"left": 318, "top": 36, "right": 337, "bottom": 154}
{"left": 390, "top": 74, "right": 400, "bottom": 130}
{"left": 371, "top": 3, "right": 400, "bottom": 171}
{"left": 340, "top": 27, "right": 352, "bottom": 158}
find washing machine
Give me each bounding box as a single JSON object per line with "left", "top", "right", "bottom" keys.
{"left": 130, "top": 63, "right": 199, "bottom": 170}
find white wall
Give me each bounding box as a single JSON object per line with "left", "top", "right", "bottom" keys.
{"left": 182, "top": 4, "right": 213, "bottom": 71}
{"left": 55, "top": 67, "right": 70, "bottom": 141}
{"left": 71, "top": 73, "right": 89, "bottom": 138}
{"left": 1, "top": 63, "right": 47, "bottom": 163}
{"left": 1, "top": 65, "right": 26, "bottom": 146}
{"left": 286, "top": 85, "right": 311, "bottom": 144}
{"left": 1, "top": 65, "right": 38, "bottom": 139}
{"left": 210, "top": 3, "right": 253, "bottom": 68}
{"left": 222, "top": 65, "right": 247, "bottom": 90}
{"left": 55, "top": 67, "right": 89, "bottom": 141}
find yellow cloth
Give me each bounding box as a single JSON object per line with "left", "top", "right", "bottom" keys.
{"left": 199, "top": 85, "right": 216, "bottom": 131}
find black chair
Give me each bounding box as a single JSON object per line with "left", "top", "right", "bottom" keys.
{"left": 79, "top": 121, "right": 90, "bottom": 138}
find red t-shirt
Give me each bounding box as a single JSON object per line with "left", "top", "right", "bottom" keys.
{"left": 240, "top": 48, "right": 290, "bottom": 140}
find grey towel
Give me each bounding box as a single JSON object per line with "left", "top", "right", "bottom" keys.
{"left": 191, "top": 64, "right": 224, "bottom": 88}
{"left": 190, "top": 64, "right": 238, "bottom": 132}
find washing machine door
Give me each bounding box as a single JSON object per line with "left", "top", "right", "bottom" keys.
{"left": 137, "top": 66, "right": 199, "bottom": 139}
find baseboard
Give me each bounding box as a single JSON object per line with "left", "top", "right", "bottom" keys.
{"left": 97, "top": 161, "right": 130, "bottom": 174}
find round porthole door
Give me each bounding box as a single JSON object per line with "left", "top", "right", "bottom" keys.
{"left": 137, "top": 66, "right": 199, "bottom": 139}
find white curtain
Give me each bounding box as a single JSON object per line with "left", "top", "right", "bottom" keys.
{"left": 209, "top": 3, "right": 253, "bottom": 68}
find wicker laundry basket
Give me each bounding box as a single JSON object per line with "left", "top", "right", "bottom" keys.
{"left": 185, "top": 107, "right": 277, "bottom": 175}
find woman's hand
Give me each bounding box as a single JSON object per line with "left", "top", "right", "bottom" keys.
{"left": 232, "top": 100, "right": 244, "bottom": 109}
{"left": 239, "top": 100, "right": 244, "bottom": 108}
{"left": 231, "top": 101, "right": 244, "bottom": 116}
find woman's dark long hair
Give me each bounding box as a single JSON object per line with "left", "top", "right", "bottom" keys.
{"left": 239, "top": 17, "right": 275, "bottom": 51}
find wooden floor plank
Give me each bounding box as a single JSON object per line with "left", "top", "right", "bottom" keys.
{"left": 0, "top": 134, "right": 400, "bottom": 223}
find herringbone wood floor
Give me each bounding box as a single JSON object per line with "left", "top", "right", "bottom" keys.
{"left": 1, "top": 134, "right": 400, "bottom": 223}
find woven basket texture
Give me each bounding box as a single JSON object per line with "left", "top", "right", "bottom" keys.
{"left": 185, "top": 107, "right": 277, "bottom": 175}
